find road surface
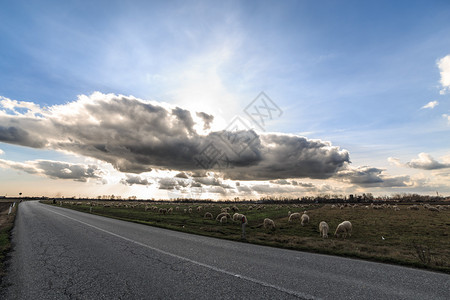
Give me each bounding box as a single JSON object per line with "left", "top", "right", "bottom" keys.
{"left": 1, "top": 201, "right": 449, "bottom": 299}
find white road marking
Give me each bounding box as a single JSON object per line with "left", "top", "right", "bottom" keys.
{"left": 41, "top": 205, "right": 319, "bottom": 300}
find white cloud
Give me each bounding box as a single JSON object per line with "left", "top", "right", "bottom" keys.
{"left": 443, "top": 114, "right": 450, "bottom": 124}
{"left": 438, "top": 54, "right": 450, "bottom": 94}
{"left": 407, "top": 153, "right": 450, "bottom": 170}
{"left": 421, "top": 101, "right": 438, "bottom": 109}
{"left": 0, "top": 149, "right": 4, "bottom": 155}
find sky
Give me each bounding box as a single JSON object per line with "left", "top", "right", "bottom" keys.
{"left": 1, "top": 0, "right": 450, "bottom": 199}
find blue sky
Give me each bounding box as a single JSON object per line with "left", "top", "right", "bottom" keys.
{"left": 1, "top": 0, "right": 450, "bottom": 198}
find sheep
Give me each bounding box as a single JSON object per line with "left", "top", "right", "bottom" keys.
{"left": 288, "top": 211, "right": 291, "bottom": 216}
{"left": 319, "top": 221, "right": 329, "bottom": 238}
{"left": 288, "top": 212, "right": 301, "bottom": 222}
{"left": 428, "top": 206, "right": 439, "bottom": 212}
{"left": 197, "top": 206, "right": 202, "bottom": 212}
{"left": 263, "top": 218, "right": 275, "bottom": 229}
{"left": 159, "top": 208, "right": 167, "bottom": 214}
{"left": 188, "top": 208, "right": 192, "bottom": 214}
{"left": 235, "top": 214, "right": 248, "bottom": 225}
{"left": 167, "top": 207, "right": 173, "bottom": 214}
{"left": 334, "top": 221, "right": 352, "bottom": 238}
{"left": 231, "top": 206, "right": 239, "bottom": 212}
{"left": 204, "top": 212, "right": 213, "bottom": 219}
{"left": 408, "top": 205, "right": 419, "bottom": 210}
{"left": 216, "top": 212, "right": 231, "bottom": 222}
{"left": 301, "top": 212, "right": 309, "bottom": 226}
{"left": 220, "top": 215, "right": 227, "bottom": 224}
{"left": 183, "top": 208, "right": 187, "bottom": 213}
{"left": 233, "top": 213, "right": 244, "bottom": 222}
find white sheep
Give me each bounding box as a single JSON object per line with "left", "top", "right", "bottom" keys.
{"left": 319, "top": 221, "right": 329, "bottom": 238}
{"left": 204, "top": 212, "right": 213, "bottom": 219}
{"left": 301, "top": 212, "right": 309, "bottom": 226}
{"left": 216, "top": 212, "right": 231, "bottom": 222}
{"left": 220, "top": 215, "right": 227, "bottom": 224}
{"left": 263, "top": 218, "right": 275, "bottom": 229}
{"left": 334, "top": 221, "right": 352, "bottom": 238}
{"left": 233, "top": 213, "right": 244, "bottom": 222}
{"left": 288, "top": 212, "right": 301, "bottom": 222}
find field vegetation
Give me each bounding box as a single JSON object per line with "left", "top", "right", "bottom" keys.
{"left": 43, "top": 200, "right": 450, "bottom": 273}
{"left": 0, "top": 200, "right": 18, "bottom": 281}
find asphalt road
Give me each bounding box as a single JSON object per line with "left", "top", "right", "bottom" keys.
{"left": 1, "top": 201, "right": 449, "bottom": 299}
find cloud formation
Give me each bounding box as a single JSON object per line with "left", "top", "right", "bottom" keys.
{"left": 438, "top": 54, "right": 450, "bottom": 94}
{"left": 0, "top": 158, "right": 105, "bottom": 182}
{"left": 120, "top": 174, "right": 151, "bottom": 186}
{"left": 406, "top": 153, "right": 450, "bottom": 170}
{"left": 334, "top": 165, "right": 410, "bottom": 187}
{"left": 421, "top": 101, "right": 438, "bottom": 109}
{"left": 0, "top": 93, "right": 350, "bottom": 181}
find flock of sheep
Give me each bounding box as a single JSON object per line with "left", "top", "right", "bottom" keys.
{"left": 58, "top": 200, "right": 449, "bottom": 240}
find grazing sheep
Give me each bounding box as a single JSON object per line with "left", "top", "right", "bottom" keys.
{"left": 319, "top": 221, "right": 329, "bottom": 238}
{"left": 183, "top": 208, "right": 187, "bottom": 213}
{"left": 334, "top": 221, "right": 352, "bottom": 238}
{"left": 197, "top": 206, "right": 202, "bottom": 212}
{"left": 188, "top": 208, "right": 192, "bottom": 214}
{"left": 235, "top": 214, "right": 248, "bottom": 225}
{"left": 220, "top": 215, "right": 227, "bottom": 224}
{"left": 204, "top": 212, "right": 213, "bottom": 219}
{"left": 301, "top": 212, "right": 309, "bottom": 226}
{"left": 231, "top": 206, "right": 239, "bottom": 212}
{"left": 263, "top": 218, "right": 275, "bottom": 229}
{"left": 167, "top": 207, "right": 173, "bottom": 214}
{"left": 288, "top": 212, "right": 301, "bottom": 222}
{"left": 408, "top": 205, "right": 419, "bottom": 210}
{"left": 233, "top": 213, "right": 244, "bottom": 222}
{"left": 159, "top": 208, "right": 167, "bottom": 214}
{"left": 216, "top": 212, "right": 231, "bottom": 222}
{"left": 428, "top": 206, "right": 439, "bottom": 212}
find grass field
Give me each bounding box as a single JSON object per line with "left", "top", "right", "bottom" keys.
{"left": 0, "top": 201, "right": 17, "bottom": 280}
{"left": 43, "top": 200, "right": 450, "bottom": 273}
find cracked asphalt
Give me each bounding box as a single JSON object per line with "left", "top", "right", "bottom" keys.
{"left": 1, "top": 201, "right": 449, "bottom": 299}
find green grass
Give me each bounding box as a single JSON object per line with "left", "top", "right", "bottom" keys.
{"left": 43, "top": 201, "right": 450, "bottom": 273}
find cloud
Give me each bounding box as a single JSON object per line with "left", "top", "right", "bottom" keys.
{"left": 421, "top": 101, "right": 438, "bottom": 109}
{"left": 406, "top": 153, "right": 450, "bottom": 170}
{"left": 387, "top": 157, "right": 402, "bottom": 167}
{"left": 0, "top": 93, "right": 350, "bottom": 181}
{"left": 443, "top": 114, "right": 450, "bottom": 124}
{"left": 334, "top": 165, "right": 410, "bottom": 187}
{"left": 196, "top": 112, "right": 214, "bottom": 130}
{"left": 0, "top": 158, "right": 105, "bottom": 182}
{"left": 438, "top": 54, "right": 450, "bottom": 94}
{"left": 0, "top": 149, "right": 4, "bottom": 155}
{"left": 175, "top": 172, "right": 189, "bottom": 179}
{"left": 120, "top": 174, "right": 151, "bottom": 186}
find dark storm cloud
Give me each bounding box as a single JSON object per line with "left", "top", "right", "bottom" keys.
{"left": 196, "top": 112, "right": 214, "bottom": 130}
{"left": 0, "top": 93, "right": 350, "bottom": 180}
{"left": 335, "top": 166, "right": 410, "bottom": 188}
